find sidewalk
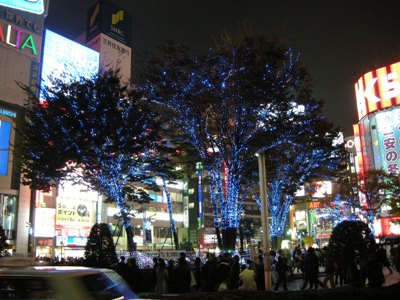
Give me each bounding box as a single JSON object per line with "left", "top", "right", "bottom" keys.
{"left": 279, "top": 267, "right": 400, "bottom": 292}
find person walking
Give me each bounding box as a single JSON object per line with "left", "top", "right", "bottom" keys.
{"left": 202, "top": 252, "right": 218, "bottom": 291}
{"left": 175, "top": 252, "right": 191, "bottom": 293}
{"left": 274, "top": 249, "right": 288, "bottom": 291}
{"left": 154, "top": 258, "right": 169, "bottom": 294}
{"left": 322, "top": 252, "right": 336, "bottom": 289}
{"left": 301, "top": 247, "right": 321, "bottom": 290}
{"left": 229, "top": 255, "right": 241, "bottom": 290}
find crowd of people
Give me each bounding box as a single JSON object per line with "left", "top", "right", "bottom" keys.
{"left": 33, "top": 243, "right": 400, "bottom": 295}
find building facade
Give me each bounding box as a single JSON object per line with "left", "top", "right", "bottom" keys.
{"left": 353, "top": 60, "right": 400, "bottom": 239}
{"left": 0, "top": 0, "right": 48, "bottom": 255}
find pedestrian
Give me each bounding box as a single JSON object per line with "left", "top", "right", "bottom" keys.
{"left": 322, "top": 252, "right": 336, "bottom": 289}
{"left": 167, "top": 259, "right": 177, "bottom": 293}
{"left": 254, "top": 255, "right": 265, "bottom": 291}
{"left": 127, "top": 257, "right": 140, "bottom": 293}
{"left": 202, "top": 252, "right": 218, "bottom": 291}
{"left": 154, "top": 258, "right": 168, "bottom": 294}
{"left": 175, "top": 252, "right": 191, "bottom": 293}
{"left": 301, "top": 247, "right": 322, "bottom": 290}
{"left": 115, "top": 256, "right": 129, "bottom": 281}
{"left": 229, "top": 255, "right": 241, "bottom": 290}
{"left": 394, "top": 245, "right": 400, "bottom": 273}
{"left": 216, "top": 253, "right": 230, "bottom": 291}
{"left": 377, "top": 245, "right": 393, "bottom": 274}
{"left": 274, "top": 249, "right": 288, "bottom": 291}
{"left": 239, "top": 264, "right": 257, "bottom": 291}
{"left": 193, "top": 257, "right": 203, "bottom": 290}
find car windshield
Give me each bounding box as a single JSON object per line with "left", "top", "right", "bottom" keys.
{"left": 80, "top": 271, "right": 137, "bottom": 300}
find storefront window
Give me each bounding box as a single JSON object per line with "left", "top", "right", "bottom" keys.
{"left": 1, "top": 195, "right": 16, "bottom": 240}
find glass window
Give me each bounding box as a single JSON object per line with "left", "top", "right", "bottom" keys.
{"left": 0, "top": 277, "right": 54, "bottom": 299}
{"left": 1, "top": 195, "right": 16, "bottom": 240}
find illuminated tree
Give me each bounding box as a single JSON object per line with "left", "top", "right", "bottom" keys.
{"left": 247, "top": 105, "right": 343, "bottom": 249}
{"left": 141, "top": 28, "right": 332, "bottom": 250}
{"left": 333, "top": 169, "right": 400, "bottom": 233}
{"left": 84, "top": 223, "right": 118, "bottom": 268}
{"left": 18, "top": 70, "right": 172, "bottom": 252}
{"left": 327, "top": 220, "right": 375, "bottom": 286}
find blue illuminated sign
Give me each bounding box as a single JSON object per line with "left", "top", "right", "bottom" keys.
{"left": 0, "top": 0, "right": 45, "bottom": 15}
{"left": 376, "top": 107, "right": 400, "bottom": 174}
{"left": 0, "top": 120, "right": 11, "bottom": 175}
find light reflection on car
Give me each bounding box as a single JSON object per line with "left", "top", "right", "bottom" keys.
{"left": 0, "top": 265, "right": 138, "bottom": 299}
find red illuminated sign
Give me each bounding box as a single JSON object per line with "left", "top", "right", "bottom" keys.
{"left": 355, "top": 61, "right": 400, "bottom": 120}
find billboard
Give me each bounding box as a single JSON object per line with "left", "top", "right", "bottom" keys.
{"left": 355, "top": 61, "right": 400, "bottom": 121}
{"left": 311, "top": 181, "right": 332, "bottom": 198}
{"left": 0, "top": 120, "right": 11, "bottom": 175}
{"left": 86, "top": 0, "right": 131, "bottom": 46}
{"left": 41, "top": 29, "right": 99, "bottom": 95}
{"left": 86, "top": 33, "right": 131, "bottom": 83}
{"left": 0, "top": 0, "right": 45, "bottom": 15}
{"left": 375, "top": 107, "right": 400, "bottom": 173}
{"left": 34, "top": 207, "right": 56, "bottom": 237}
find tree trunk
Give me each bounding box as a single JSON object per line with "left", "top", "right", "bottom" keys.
{"left": 125, "top": 225, "right": 134, "bottom": 253}
{"left": 239, "top": 229, "right": 244, "bottom": 253}
{"left": 221, "top": 227, "right": 237, "bottom": 251}
{"left": 173, "top": 231, "right": 179, "bottom": 250}
{"left": 215, "top": 227, "right": 223, "bottom": 249}
{"left": 271, "top": 236, "right": 278, "bottom": 250}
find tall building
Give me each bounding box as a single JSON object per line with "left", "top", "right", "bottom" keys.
{"left": 353, "top": 60, "right": 400, "bottom": 239}
{"left": 0, "top": 0, "right": 48, "bottom": 255}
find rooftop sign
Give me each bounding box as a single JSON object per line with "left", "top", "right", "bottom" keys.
{"left": 355, "top": 61, "right": 400, "bottom": 121}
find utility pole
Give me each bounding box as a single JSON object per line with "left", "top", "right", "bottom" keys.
{"left": 257, "top": 152, "right": 272, "bottom": 291}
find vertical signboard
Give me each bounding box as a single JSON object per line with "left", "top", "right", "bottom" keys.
{"left": 0, "top": 120, "right": 11, "bottom": 175}
{"left": 86, "top": 0, "right": 131, "bottom": 46}
{"left": 375, "top": 107, "right": 400, "bottom": 174}
{"left": 353, "top": 124, "right": 365, "bottom": 176}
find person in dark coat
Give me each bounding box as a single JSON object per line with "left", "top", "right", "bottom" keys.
{"left": 254, "top": 255, "right": 265, "bottom": 291}
{"left": 229, "top": 255, "right": 241, "bottom": 290}
{"left": 202, "top": 252, "right": 218, "bottom": 291}
{"left": 193, "top": 257, "right": 203, "bottom": 290}
{"left": 127, "top": 257, "right": 141, "bottom": 293}
{"left": 274, "top": 249, "right": 288, "bottom": 291}
{"left": 216, "top": 254, "right": 230, "bottom": 290}
{"left": 301, "top": 247, "right": 321, "bottom": 290}
{"left": 175, "top": 252, "right": 191, "bottom": 293}
{"left": 167, "top": 259, "right": 177, "bottom": 293}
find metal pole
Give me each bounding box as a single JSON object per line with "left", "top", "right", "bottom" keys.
{"left": 257, "top": 152, "right": 272, "bottom": 291}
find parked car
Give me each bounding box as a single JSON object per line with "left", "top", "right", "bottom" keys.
{"left": 0, "top": 265, "right": 138, "bottom": 299}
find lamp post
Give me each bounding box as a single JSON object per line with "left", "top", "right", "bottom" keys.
{"left": 257, "top": 151, "right": 272, "bottom": 291}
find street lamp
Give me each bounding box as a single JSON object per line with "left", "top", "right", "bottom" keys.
{"left": 256, "top": 151, "right": 272, "bottom": 291}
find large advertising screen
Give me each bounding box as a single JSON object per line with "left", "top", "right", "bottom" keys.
{"left": 355, "top": 61, "right": 400, "bottom": 121}
{"left": 0, "top": 120, "right": 11, "bottom": 175}
{"left": 41, "top": 30, "right": 99, "bottom": 96}
{"left": 375, "top": 107, "right": 400, "bottom": 174}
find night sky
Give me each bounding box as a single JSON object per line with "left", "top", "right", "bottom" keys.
{"left": 44, "top": 0, "right": 400, "bottom": 136}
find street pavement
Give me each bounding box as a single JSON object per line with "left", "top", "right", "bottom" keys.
{"left": 278, "top": 266, "right": 400, "bottom": 292}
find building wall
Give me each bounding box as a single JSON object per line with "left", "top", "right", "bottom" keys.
{"left": 0, "top": 3, "right": 47, "bottom": 255}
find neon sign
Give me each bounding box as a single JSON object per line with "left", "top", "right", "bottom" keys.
{"left": 375, "top": 108, "right": 400, "bottom": 174}
{"left": 355, "top": 61, "right": 400, "bottom": 120}
{"left": 0, "top": 0, "right": 45, "bottom": 15}
{"left": 0, "top": 120, "right": 11, "bottom": 176}
{"left": 0, "top": 23, "right": 37, "bottom": 55}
